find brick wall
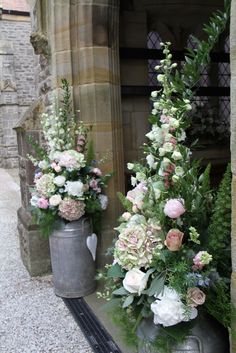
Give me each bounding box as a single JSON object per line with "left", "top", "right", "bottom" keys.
{"left": 0, "top": 17, "right": 37, "bottom": 168}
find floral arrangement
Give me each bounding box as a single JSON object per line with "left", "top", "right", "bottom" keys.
{"left": 28, "top": 79, "right": 111, "bottom": 236}
{"left": 99, "top": 35, "right": 229, "bottom": 351}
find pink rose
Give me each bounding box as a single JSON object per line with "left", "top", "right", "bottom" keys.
{"left": 92, "top": 168, "right": 102, "bottom": 176}
{"left": 89, "top": 179, "right": 98, "bottom": 189}
{"left": 37, "top": 197, "right": 49, "bottom": 209}
{"left": 164, "top": 229, "right": 184, "bottom": 251}
{"left": 164, "top": 199, "right": 185, "bottom": 219}
{"left": 187, "top": 287, "right": 206, "bottom": 307}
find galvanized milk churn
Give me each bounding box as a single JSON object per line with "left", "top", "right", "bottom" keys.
{"left": 137, "top": 313, "right": 229, "bottom": 353}
{"left": 49, "top": 217, "right": 96, "bottom": 298}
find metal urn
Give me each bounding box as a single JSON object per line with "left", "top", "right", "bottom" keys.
{"left": 137, "top": 312, "right": 229, "bottom": 353}
{"left": 49, "top": 217, "right": 97, "bottom": 298}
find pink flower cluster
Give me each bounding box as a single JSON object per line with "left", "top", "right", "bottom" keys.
{"left": 58, "top": 197, "right": 85, "bottom": 221}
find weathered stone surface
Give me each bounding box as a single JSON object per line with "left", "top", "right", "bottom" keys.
{"left": 17, "top": 207, "right": 51, "bottom": 276}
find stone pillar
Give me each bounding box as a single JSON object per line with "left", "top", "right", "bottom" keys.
{"left": 230, "top": 1, "right": 236, "bottom": 351}
{"left": 70, "top": 0, "right": 125, "bottom": 267}
{"left": 15, "top": 0, "right": 52, "bottom": 276}
{"left": 0, "top": 40, "right": 19, "bottom": 168}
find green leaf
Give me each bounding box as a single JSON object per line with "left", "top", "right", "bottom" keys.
{"left": 112, "top": 287, "right": 129, "bottom": 296}
{"left": 147, "top": 275, "right": 165, "bottom": 297}
{"left": 107, "top": 263, "right": 125, "bottom": 278}
{"left": 122, "top": 295, "right": 134, "bottom": 308}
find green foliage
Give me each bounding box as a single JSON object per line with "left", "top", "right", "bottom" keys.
{"left": 117, "top": 191, "right": 133, "bottom": 212}
{"left": 31, "top": 207, "right": 57, "bottom": 238}
{"left": 205, "top": 279, "right": 231, "bottom": 328}
{"left": 207, "top": 163, "right": 231, "bottom": 277}
{"left": 26, "top": 134, "right": 47, "bottom": 160}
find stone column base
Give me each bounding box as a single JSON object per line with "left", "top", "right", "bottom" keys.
{"left": 17, "top": 207, "right": 51, "bottom": 276}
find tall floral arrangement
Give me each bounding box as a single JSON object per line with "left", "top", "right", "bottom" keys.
{"left": 28, "top": 79, "right": 111, "bottom": 236}
{"left": 99, "top": 3, "right": 229, "bottom": 351}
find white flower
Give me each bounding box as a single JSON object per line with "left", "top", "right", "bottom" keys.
{"left": 127, "top": 163, "right": 134, "bottom": 170}
{"left": 151, "top": 91, "right": 158, "bottom": 98}
{"left": 122, "top": 212, "right": 132, "bottom": 221}
{"left": 175, "top": 166, "right": 184, "bottom": 176}
{"left": 177, "top": 130, "right": 186, "bottom": 142}
{"left": 131, "top": 176, "right": 137, "bottom": 186}
{"left": 169, "top": 118, "right": 179, "bottom": 129}
{"left": 30, "top": 195, "right": 40, "bottom": 207}
{"left": 98, "top": 194, "right": 108, "bottom": 210}
{"left": 151, "top": 286, "right": 198, "bottom": 327}
{"left": 38, "top": 160, "right": 49, "bottom": 170}
{"left": 65, "top": 181, "right": 84, "bottom": 197}
{"left": 146, "top": 154, "right": 157, "bottom": 169}
{"left": 49, "top": 194, "right": 62, "bottom": 206}
{"left": 54, "top": 175, "right": 66, "bottom": 187}
{"left": 159, "top": 147, "right": 166, "bottom": 156}
{"left": 162, "top": 142, "right": 174, "bottom": 153}
{"left": 123, "top": 269, "right": 149, "bottom": 295}
{"left": 157, "top": 74, "right": 164, "bottom": 82}
{"left": 172, "top": 151, "right": 182, "bottom": 160}
{"left": 172, "top": 175, "right": 180, "bottom": 183}
{"left": 153, "top": 102, "right": 160, "bottom": 109}
{"left": 136, "top": 172, "right": 146, "bottom": 182}
{"left": 151, "top": 109, "right": 158, "bottom": 115}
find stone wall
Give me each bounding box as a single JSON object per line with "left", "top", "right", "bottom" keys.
{"left": 0, "top": 15, "right": 37, "bottom": 168}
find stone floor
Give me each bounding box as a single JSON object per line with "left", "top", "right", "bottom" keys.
{"left": 0, "top": 168, "right": 93, "bottom": 353}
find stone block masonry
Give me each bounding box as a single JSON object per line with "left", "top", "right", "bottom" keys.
{"left": 0, "top": 16, "right": 37, "bottom": 168}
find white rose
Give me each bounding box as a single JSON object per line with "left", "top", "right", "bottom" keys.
{"left": 172, "top": 151, "right": 182, "bottom": 161}
{"left": 123, "top": 269, "right": 149, "bottom": 295}
{"left": 153, "top": 102, "right": 160, "bottom": 109}
{"left": 54, "top": 175, "right": 66, "bottom": 187}
{"left": 49, "top": 194, "right": 62, "bottom": 206}
{"left": 65, "top": 181, "right": 84, "bottom": 197}
{"left": 98, "top": 194, "right": 108, "bottom": 210}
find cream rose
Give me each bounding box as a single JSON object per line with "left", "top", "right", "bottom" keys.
{"left": 123, "top": 269, "right": 149, "bottom": 295}
{"left": 54, "top": 175, "right": 66, "bottom": 187}
{"left": 49, "top": 194, "right": 62, "bottom": 206}
{"left": 187, "top": 287, "right": 206, "bottom": 307}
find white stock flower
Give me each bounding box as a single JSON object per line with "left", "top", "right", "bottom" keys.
{"left": 146, "top": 154, "right": 157, "bottom": 169}
{"left": 177, "top": 130, "right": 186, "bottom": 142}
{"left": 49, "top": 194, "right": 62, "bottom": 206}
{"left": 175, "top": 166, "right": 184, "bottom": 176}
{"left": 65, "top": 181, "right": 84, "bottom": 197}
{"left": 169, "top": 118, "right": 179, "bottom": 129}
{"left": 151, "top": 91, "right": 158, "bottom": 98}
{"left": 127, "top": 163, "right": 134, "bottom": 170}
{"left": 151, "top": 109, "right": 158, "bottom": 115}
{"left": 123, "top": 269, "right": 149, "bottom": 295}
{"left": 162, "top": 142, "right": 174, "bottom": 153}
{"left": 172, "top": 151, "right": 182, "bottom": 161}
{"left": 159, "top": 147, "right": 166, "bottom": 156}
{"left": 54, "top": 175, "right": 66, "bottom": 187}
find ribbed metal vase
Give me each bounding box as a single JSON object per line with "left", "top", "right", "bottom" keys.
{"left": 49, "top": 217, "right": 96, "bottom": 298}
{"left": 137, "top": 313, "right": 229, "bottom": 353}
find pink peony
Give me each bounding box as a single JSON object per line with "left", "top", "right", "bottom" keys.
{"left": 37, "top": 197, "right": 49, "bottom": 209}
{"left": 165, "top": 229, "right": 184, "bottom": 251}
{"left": 164, "top": 199, "right": 185, "bottom": 219}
